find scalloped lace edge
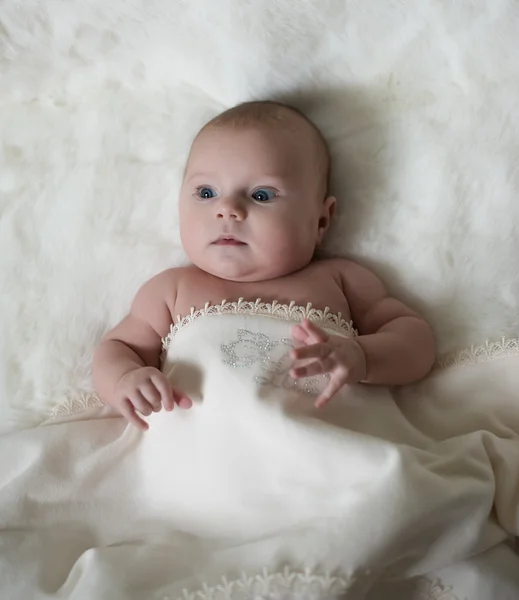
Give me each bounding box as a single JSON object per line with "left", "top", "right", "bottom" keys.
{"left": 47, "top": 392, "right": 104, "bottom": 418}
{"left": 160, "top": 568, "right": 462, "bottom": 600}
{"left": 161, "top": 298, "right": 357, "bottom": 353}
{"left": 46, "top": 336, "right": 519, "bottom": 421}
{"left": 436, "top": 337, "right": 519, "bottom": 369}
{"left": 171, "top": 567, "right": 359, "bottom": 600}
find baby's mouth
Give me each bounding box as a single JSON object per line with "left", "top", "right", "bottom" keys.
{"left": 213, "top": 236, "right": 247, "bottom": 246}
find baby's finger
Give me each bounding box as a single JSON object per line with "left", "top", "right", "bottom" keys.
{"left": 140, "top": 381, "right": 162, "bottom": 411}
{"left": 291, "top": 343, "right": 330, "bottom": 361}
{"left": 129, "top": 391, "right": 154, "bottom": 416}
{"left": 120, "top": 398, "right": 149, "bottom": 431}
{"left": 291, "top": 357, "right": 334, "bottom": 379}
{"left": 151, "top": 373, "right": 175, "bottom": 412}
{"left": 300, "top": 319, "right": 328, "bottom": 343}
{"left": 315, "top": 376, "right": 343, "bottom": 408}
{"left": 173, "top": 388, "right": 193, "bottom": 409}
{"left": 291, "top": 324, "right": 311, "bottom": 343}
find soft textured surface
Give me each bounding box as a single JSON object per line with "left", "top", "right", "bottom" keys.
{"left": 1, "top": 0, "right": 519, "bottom": 424}
{"left": 1, "top": 307, "right": 519, "bottom": 599}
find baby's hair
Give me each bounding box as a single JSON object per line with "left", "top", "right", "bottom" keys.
{"left": 200, "top": 100, "right": 331, "bottom": 197}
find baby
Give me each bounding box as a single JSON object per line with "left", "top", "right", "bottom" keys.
{"left": 93, "top": 100, "right": 435, "bottom": 430}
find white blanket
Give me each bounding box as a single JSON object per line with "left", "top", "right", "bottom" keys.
{"left": 2, "top": 1, "right": 519, "bottom": 597}
{"left": 1, "top": 306, "right": 518, "bottom": 599}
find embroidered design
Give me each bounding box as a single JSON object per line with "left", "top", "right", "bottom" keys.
{"left": 161, "top": 298, "right": 356, "bottom": 353}
{"left": 405, "top": 576, "right": 466, "bottom": 599}
{"left": 436, "top": 337, "right": 519, "bottom": 369}
{"left": 221, "top": 329, "right": 291, "bottom": 369}
{"left": 221, "top": 329, "right": 328, "bottom": 395}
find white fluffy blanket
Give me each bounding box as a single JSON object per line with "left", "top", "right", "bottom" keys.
{"left": 1, "top": 1, "right": 519, "bottom": 598}
{"left": 1, "top": 0, "right": 518, "bottom": 427}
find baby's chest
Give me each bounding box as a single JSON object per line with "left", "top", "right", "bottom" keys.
{"left": 173, "top": 268, "right": 351, "bottom": 322}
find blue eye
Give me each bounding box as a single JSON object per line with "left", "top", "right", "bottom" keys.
{"left": 196, "top": 187, "right": 217, "bottom": 199}
{"left": 251, "top": 188, "right": 276, "bottom": 202}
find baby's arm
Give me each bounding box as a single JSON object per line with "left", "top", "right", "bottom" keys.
{"left": 339, "top": 260, "right": 435, "bottom": 385}
{"left": 93, "top": 270, "right": 191, "bottom": 429}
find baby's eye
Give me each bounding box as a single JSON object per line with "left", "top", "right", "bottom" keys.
{"left": 251, "top": 188, "right": 276, "bottom": 203}
{"left": 196, "top": 186, "right": 217, "bottom": 199}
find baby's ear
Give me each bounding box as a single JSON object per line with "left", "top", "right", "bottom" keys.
{"left": 317, "top": 196, "right": 336, "bottom": 243}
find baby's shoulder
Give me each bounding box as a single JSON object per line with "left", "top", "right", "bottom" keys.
{"left": 133, "top": 265, "right": 194, "bottom": 308}
{"left": 135, "top": 264, "right": 215, "bottom": 312}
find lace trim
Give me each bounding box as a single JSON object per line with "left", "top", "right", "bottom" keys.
{"left": 165, "top": 567, "right": 361, "bottom": 600}
{"left": 46, "top": 392, "right": 103, "bottom": 419}
{"left": 436, "top": 337, "right": 519, "bottom": 369}
{"left": 158, "top": 568, "right": 462, "bottom": 600}
{"left": 162, "top": 298, "right": 356, "bottom": 353}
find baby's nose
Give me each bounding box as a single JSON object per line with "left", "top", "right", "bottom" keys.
{"left": 216, "top": 197, "right": 246, "bottom": 221}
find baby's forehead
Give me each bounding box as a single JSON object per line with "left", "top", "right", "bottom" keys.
{"left": 184, "top": 127, "right": 302, "bottom": 184}
{"left": 192, "top": 121, "right": 300, "bottom": 150}
{"left": 190, "top": 116, "right": 322, "bottom": 165}
{"left": 186, "top": 101, "right": 330, "bottom": 191}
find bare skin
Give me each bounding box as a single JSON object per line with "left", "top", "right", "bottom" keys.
{"left": 93, "top": 105, "right": 436, "bottom": 430}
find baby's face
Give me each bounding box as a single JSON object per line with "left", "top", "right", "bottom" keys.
{"left": 179, "top": 122, "right": 334, "bottom": 282}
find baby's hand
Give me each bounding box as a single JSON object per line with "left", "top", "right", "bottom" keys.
{"left": 290, "top": 319, "right": 367, "bottom": 408}
{"left": 114, "top": 366, "right": 192, "bottom": 431}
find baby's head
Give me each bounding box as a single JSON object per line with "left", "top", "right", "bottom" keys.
{"left": 179, "top": 101, "right": 336, "bottom": 282}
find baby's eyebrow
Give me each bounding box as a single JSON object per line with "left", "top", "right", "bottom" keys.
{"left": 185, "top": 171, "right": 213, "bottom": 182}
{"left": 185, "top": 172, "right": 288, "bottom": 185}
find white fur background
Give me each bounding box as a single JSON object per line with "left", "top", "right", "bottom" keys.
{"left": 1, "top": 0, "right": 518, "bottom": 427}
